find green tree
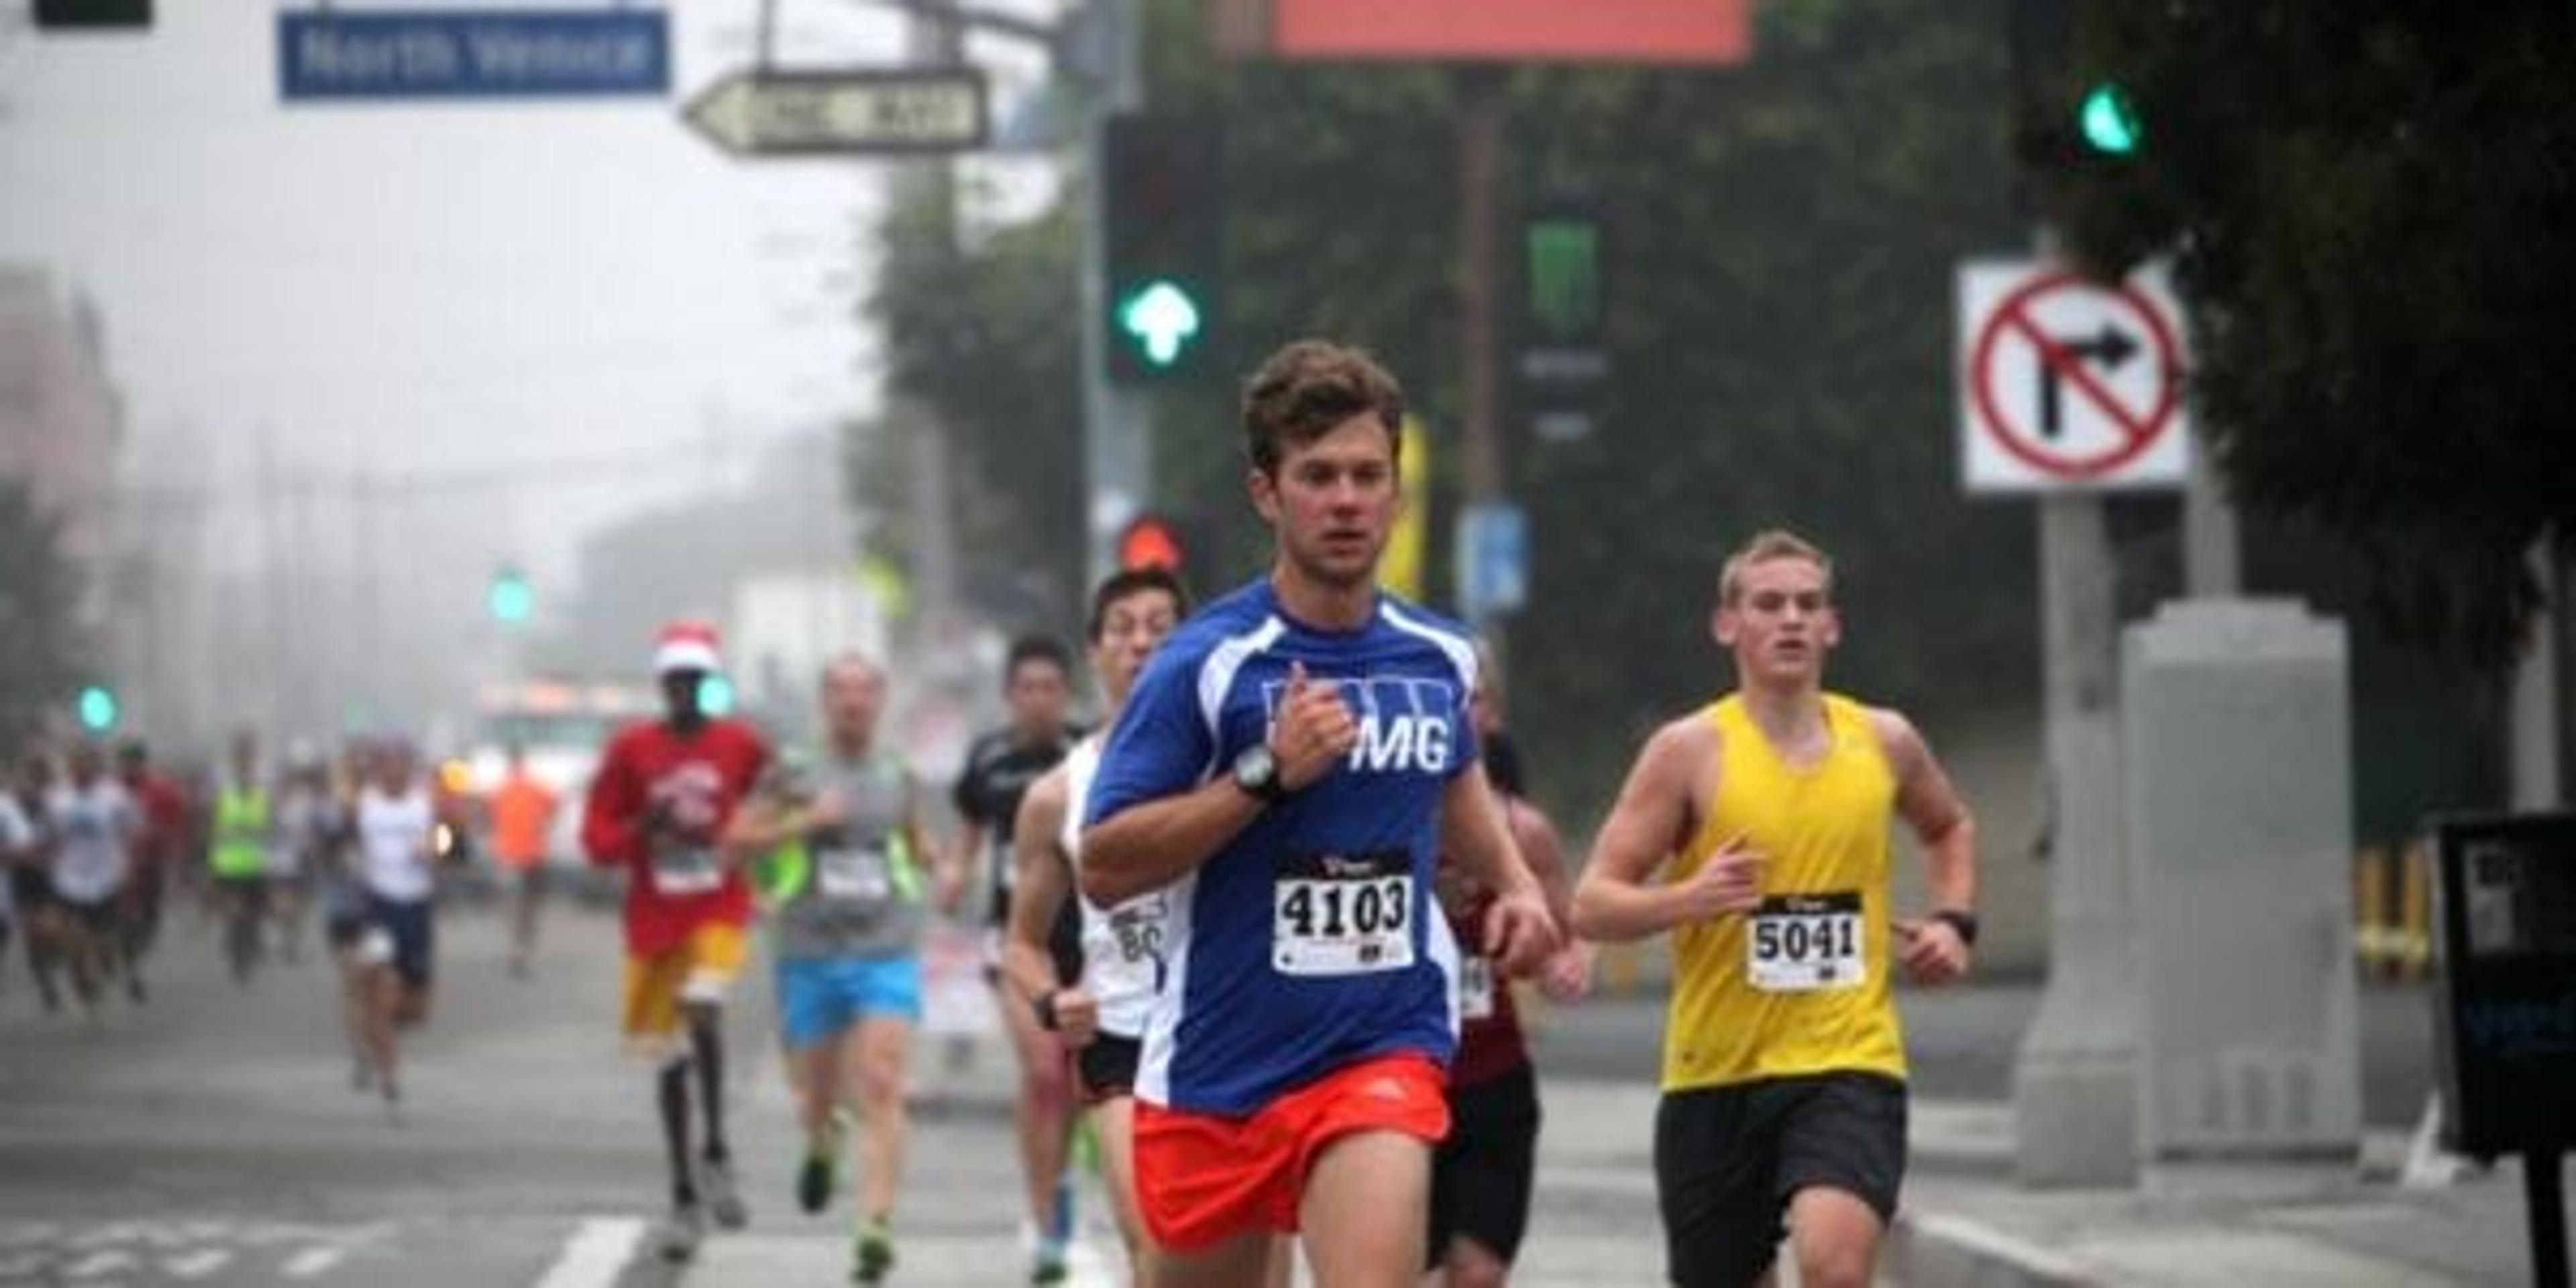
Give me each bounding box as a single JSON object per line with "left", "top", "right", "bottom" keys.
{"left": 863, "top": 179, "right": 1087, "bottom": 631}
{"left": 2027, "top": 1, "right": 2576, "bottom": 670}
{"left": 0, "top": 480, "right": 92, "bottom": 747}
{"left": 865, "top": 0, "right": 2039, "bottom": 815}
{"left": 1139, "top": 0, "right": 2033, "bottom": 814}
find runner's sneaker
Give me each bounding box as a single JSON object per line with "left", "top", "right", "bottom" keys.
{"left": 658, "top": 1201, "right": 706, "bottom": 1263}
{"left": 796, "top": 1141, "right": 839, "bottom": 1215}
{"left": 700, "top": 1155, "right": 749, "bottom": 1229}
{"left": 1030, "top": 1243, "right": 1069, "bottom": 1285}
{"left": 851, "top": 1219, "right": 895, "bottom": 1285}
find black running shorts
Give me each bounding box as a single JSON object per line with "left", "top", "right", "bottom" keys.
{"left": 1077, "top": 1032, "right": 1142, "bottom": 1104}
{"left": 1428, "top": 1059, "right": 1542, "bottom": 1269}
{"left": 1654, "top": 1071, "right": 1907, "bottom": 1287}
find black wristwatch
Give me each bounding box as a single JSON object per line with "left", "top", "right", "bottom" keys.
{"left": 1931, "top": 908, "right": 1980, "bottom": 947}
{"left": 1231, "top": 743, "right": 1289, "bottom": 804}
{"left": 1032, "top": 989, "right": 1061, "bottom": 1032}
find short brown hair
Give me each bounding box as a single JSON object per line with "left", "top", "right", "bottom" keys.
{"left": 1719, "top": 529, "right": 1833, "bottom": 605}
{"left": 1240, "top": 340, "right": 1405, "bottom": 475}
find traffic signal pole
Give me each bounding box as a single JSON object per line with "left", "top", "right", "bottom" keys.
{"left": 1081, "top": 0, "right": 1152, "bottom": 584}
{"left": 900, "top": 0, "right": 965, "bottom": 649}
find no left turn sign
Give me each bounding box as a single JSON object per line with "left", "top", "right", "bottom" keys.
{"left": 1955, "top": 260, "right": 2191, "bottom": 492}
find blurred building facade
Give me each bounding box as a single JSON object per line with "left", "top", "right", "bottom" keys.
{"left": 0, "top": 266, "right": 218, "bottom": 752}
{"left": 0, "top": 267, "right": 121, "bottom": 574}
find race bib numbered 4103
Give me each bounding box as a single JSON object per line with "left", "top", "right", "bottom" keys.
{"left": 1747, "top": 891, "right": 1865, "bottom": 993}
{"left": 651, "top": 845, "right": 725, "bottom": 896}
{"left": 1271, "top": 851, "right": 1414, "bottom": 978}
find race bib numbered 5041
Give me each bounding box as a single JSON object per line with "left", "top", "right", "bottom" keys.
{"left": 651, "top": 845, "right": 725, "bottom": 896}
{"left": 1272, "top": 851, "right": 1413, "bottom": 977}
{"left": 1748, "top": 891, "right": 1865, "bottom": 993}
{"left": 816, "top": 843, "right": 892, "bottom": 903}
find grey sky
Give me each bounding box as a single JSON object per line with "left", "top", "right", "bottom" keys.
{"left": 0, "top": 0, "right": 1061, "bottom": 588}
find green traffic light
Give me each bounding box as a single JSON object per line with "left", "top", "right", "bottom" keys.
{"left": 1118, "top": 280, "right": 1203, "bottom": 368}
{"left": 486, "top": 570, "right": 533, "bottom": 623}
{"left": 76, "top": 685, "right": 117, "bottom": 732}
{"left": 2079, "top": 80, "right": 2142, "bottom": 156}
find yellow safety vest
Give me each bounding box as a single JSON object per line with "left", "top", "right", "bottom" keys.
{"left": 209, "top": 787, "right": 270, "bottom": 879}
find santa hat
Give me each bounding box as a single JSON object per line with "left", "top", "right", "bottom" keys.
{"left": 652, "top": 621, "right": 724, "bottom": 676}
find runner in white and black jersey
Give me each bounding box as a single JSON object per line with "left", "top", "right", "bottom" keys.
{"left": 1004, "top": 567, "right": 1200, "bottom": 1286}
{"left": 951, "top": 633, "right": 1084, "bottom": 1276}
{"left": 44, "top": 742, "right": 140, "bottom": 1019}
{"left": 349, "top": 739, "right": 450, "bottom": 1119}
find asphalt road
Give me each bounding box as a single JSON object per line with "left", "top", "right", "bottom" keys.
{"left": 0, "top": 898, "right": 704, "bottom": 1288}
{"left": 0, "top": 896, "right": 2444, "bottom": 1287}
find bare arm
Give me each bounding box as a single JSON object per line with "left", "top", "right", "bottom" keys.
{"left": 1440, "top": 769, "right": 1544, "bottom": 907}
{"left": 1441, "top": 769, "right": 1559, "bottom": 975}
{"left": 1079, "top": 777, "right": 1265, "bottom": 908}
{"left": 1507, "top": 798, "right": 1574, "bottom": 925}
{"left": 1573, "top": 718, "right": 1708, "bottom": 943}
{"left": 717, "top": 791, "right": 815, "bottom": 862}
{"left": 905, "top": 775, "right": 963, "bottom": 914}
{"left": 950, "top": 817, "right": 990, "bottom": 904}
{"left": 1874, "top": 709, "right": 1979, "bottom": 983}
{"left": 1083, "top": 660, "right": 1356, "bottom": 907}
{"left": 1507, "top": 794, "right": 1597, "bottom": 1001}
{"left": 1572, "top": 716, "right": 1764, "bottom": 943}
{"left": 1003, "top": 770, "right": 1075, "bottom": 1002}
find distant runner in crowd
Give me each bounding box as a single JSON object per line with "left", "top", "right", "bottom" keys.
{"left": 951, "top": 633, "right": 1084, "bottom": 1277}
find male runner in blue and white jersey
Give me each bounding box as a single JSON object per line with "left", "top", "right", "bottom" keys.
{"left": 1082, "top": 339, "right": 1559, "bottom": 1288}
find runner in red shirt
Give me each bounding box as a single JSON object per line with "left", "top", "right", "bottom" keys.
{"left": 1427, "top": 661, "right": 1594, "bottom": 1287}
{"left": 113, "top": 739, "right": 192, "bottom": 1004}
{"left": 583, "top": 622, "right": 771, "bottom": 1263}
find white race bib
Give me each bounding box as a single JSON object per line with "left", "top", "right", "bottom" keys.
{"left": 1272, "top": 855, "right": 1414, "bottom": 977}
{"left": 1747, "top": 892, "right": 1866, "bottom": 993}
{"left": 1108, "top": 898, "right": 1166, "bottom": 964}
{"left": 1457, "top": 955, "right": 1497, "bottom": 1020}
{"left": 816, "top": 845, "right": 892, "bottom": 902}
{"left": 651, "top": 845, "right": 724, "bottom": 896}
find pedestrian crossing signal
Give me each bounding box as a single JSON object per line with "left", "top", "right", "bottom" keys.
{"left": 1118, "top": 515, "right": 1186, "bottom": 572}
{"left": 1103, "top": 113, "right": 1220, "bottom": 384}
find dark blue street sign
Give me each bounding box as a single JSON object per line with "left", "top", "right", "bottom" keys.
{"left": 278, "top": 9, "right": 669, "bottom": 101}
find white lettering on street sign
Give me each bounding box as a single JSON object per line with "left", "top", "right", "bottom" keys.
{"left": 684, "top": 68, "right": 988, "bottom": 158}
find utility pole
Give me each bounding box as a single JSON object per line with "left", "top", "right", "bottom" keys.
{"left": 901, "top": 0, "right": 965, "bottom": 667}
{"left": 1080, "top": 0, "right": 1148, "bottom": 583}
{"left": 2010, "top": 225, "right": 2139, "bottom": 1187}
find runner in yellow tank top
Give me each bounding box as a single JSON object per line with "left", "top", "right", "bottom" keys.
{"left": 1574, "top": 529, "right": 1980, "bottom": 1288}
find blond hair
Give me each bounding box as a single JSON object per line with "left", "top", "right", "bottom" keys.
{"left": 1719, "top": 529, "right": 1833, "bottom": 606}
